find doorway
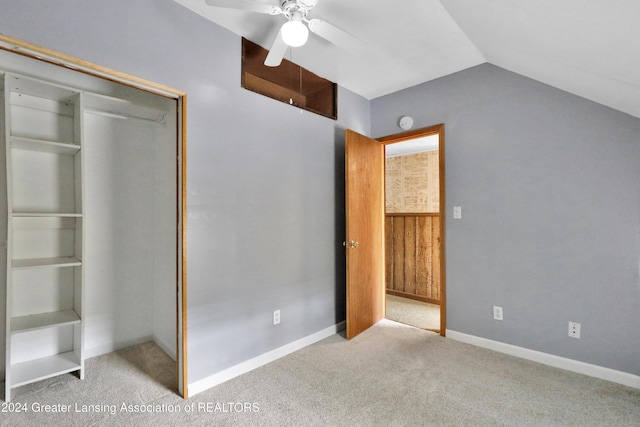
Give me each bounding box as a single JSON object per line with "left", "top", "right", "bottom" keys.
{"left": 344, "top": 125, "right": 446, "bottom": 339}
{"left": 379, "top": 125, "right": 446, "bottom": 336}
{"left": 383, "top": 133, "right": 441, "bottom": 332}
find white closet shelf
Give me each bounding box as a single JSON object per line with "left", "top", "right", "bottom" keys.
{"left": 10, "top": 136, "right": 80, "bottom": 154}
{"left": 10, "top": 352, "right": 81, "bottom": 388}
{"left": 7, "top": 74, "right": 78, "bottom": 102}
{"left": 11, "top": 310, "right": 81, "bottom": 334}
{"left": 12, "top": 256, "right": 82, "bottom": 269}
{"left": 12, "top": 212, "right": 82, "bottom": 218}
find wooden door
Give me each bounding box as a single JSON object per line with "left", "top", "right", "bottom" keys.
{"left": 345, "top": 130, "right": 386, "bottom": 339}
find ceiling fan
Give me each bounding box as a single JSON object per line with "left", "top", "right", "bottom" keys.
{"left": 205, "top": 0, "right": 365, "bottom": 67}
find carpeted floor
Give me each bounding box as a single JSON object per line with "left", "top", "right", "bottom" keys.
{"left": 2, "top": 320, "right": 640, "bottom": 426}
{"left": 385, "top": 294, "right": 440, "bottom": 331}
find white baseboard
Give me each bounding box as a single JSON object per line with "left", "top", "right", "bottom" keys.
{"left": 446, "top": 330, "right": 640, "bottom": 390}
{"left": 188, "top": 321, "right": 346, "bottom": 397}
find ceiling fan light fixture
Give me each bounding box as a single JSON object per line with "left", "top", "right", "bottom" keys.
{"left": 281, "top": 13, "right": 309, "bottom": 47}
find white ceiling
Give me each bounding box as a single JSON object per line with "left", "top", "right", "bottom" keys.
{"left": 175, "top": 0, "right": 640, "bottom": 118}
{"left": 386, "top": 134, "right": 439, "bottom": 158}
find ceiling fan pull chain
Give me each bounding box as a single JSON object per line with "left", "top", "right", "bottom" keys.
{"left": 299, "top": 64, "right": 303, "bottom": 114}
{"left": 289, "top": 49, "right": 294, "bottom": 105}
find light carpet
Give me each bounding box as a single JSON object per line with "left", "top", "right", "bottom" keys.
{"left": 2, "top": 320, "right": 640, "bottom": 426}
{"left": 386, "top": 294, "right": 440, "bottom": 331}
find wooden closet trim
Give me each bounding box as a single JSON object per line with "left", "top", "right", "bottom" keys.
{"left": 0, "top": 35, "right": 184, "bottom": 98}
{"left": 0, "top": 34, "right": 189, "bottom": 398}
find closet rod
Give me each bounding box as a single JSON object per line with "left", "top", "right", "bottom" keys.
{"left": 84, "top": 108, "right": 166, "bottom": 124}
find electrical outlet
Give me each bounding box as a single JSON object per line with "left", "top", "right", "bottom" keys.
{"left": 493, "top": 306, "right": 503, "bottom": 321}
{"left": 568, "top": 321, "right": 580, "bottom": 338}
{"left": 273, "top": 310, "right": 281, "bottom": 325}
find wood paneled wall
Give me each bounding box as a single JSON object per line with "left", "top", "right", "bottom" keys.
{"left": 385, "top": 213, "right": 440, "bottom": 303}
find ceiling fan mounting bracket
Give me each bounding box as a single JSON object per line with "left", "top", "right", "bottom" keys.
{"left": 279, "top": 0, "right": 316, "bottom": 20}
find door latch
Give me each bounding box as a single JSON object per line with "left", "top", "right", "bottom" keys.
{"left": 343, "top": 241, "right": 359, "bottom": 248}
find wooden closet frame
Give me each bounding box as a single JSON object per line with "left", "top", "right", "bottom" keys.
{"left": 0, "top": 34, "right": 189, "bottom": 398}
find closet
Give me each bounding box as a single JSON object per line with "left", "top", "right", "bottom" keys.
{"left": 1, "top": 50, "right": 179, "bottom": 402}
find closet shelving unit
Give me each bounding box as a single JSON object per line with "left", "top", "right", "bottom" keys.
{"left": 3, "top": 73, "right": 85, "bottom": 402}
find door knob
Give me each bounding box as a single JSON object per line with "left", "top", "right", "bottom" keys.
{"left": 343, "top": 241, "right": 359, "bottom": 248}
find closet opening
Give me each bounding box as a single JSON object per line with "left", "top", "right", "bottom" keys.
{"left": 0, "top": 36, "right": 186, "bottom": 401}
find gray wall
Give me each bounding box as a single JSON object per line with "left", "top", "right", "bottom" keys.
{"left": 0, "top": 0, "right": 369, "bottom": 384}
{"left": 372, "top": 64, "right": 640, "bottom": 375}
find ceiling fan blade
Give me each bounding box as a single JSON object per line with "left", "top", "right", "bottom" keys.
{"left": 307, "top": 18, "right": 366, "bottom": 53}
{"left": 205, "top": 0, "right": 282, "bottom": 15}
{"left": 264, "top": 31, "right": 288, "bottom": 67}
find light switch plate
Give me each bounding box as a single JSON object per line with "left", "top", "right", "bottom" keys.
{"left": 453, "top": 206, "right": 462, "bottom": 219}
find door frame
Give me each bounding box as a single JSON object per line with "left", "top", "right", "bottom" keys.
{"left": 0, "top": 35, "right": 189, "bottom": 396}
{"left": 378, "top": 124, "right": 446, "bottom": 336}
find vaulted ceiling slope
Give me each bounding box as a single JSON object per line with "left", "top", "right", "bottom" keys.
{"left": 175, "top": 0, "right": 640, "bottom": 118}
